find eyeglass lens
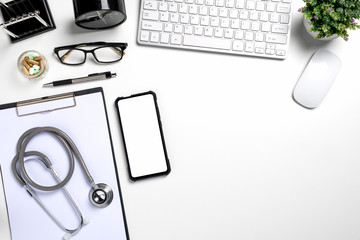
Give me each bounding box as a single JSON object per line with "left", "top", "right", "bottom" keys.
{"left": 57, "top": 46, "right": 123, "bottom": 64}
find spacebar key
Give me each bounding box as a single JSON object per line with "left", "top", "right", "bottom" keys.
{"left": 183, "top": 36, "right": 232, "bottom": 50}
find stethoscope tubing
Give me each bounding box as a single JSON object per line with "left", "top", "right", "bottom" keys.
{"left": 12, "top": 126, "right": 95, "bottom": 191}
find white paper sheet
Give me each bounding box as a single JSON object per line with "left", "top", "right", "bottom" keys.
{"left": 0, "top": 90, "right": 128, "bottom": 240}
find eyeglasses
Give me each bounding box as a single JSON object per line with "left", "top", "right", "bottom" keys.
{"left": 54, "top": 42, "right": 128, "bottom": 65}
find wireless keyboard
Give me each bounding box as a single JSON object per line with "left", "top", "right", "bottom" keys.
{"left": 137, "top": 0, "right": 292, "bottom": 59}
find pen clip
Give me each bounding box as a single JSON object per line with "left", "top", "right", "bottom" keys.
{"left": 88, "top": 71, "right": 110, "bottom": 77}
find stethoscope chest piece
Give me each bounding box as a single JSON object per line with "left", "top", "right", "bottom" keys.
{"left": 89, "top": 183, "right": 113, "bottom": 208}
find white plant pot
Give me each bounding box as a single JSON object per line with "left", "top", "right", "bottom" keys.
{"left": 303, "top": 17, "right": 338, "bottom": 40}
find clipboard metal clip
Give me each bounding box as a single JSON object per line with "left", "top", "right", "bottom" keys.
{"left": 16, "top": 93, "right": 77, "bottom": 117}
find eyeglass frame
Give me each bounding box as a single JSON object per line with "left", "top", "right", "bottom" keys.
{"left": 53, "top": 42, "right": 128, "bottom": 65}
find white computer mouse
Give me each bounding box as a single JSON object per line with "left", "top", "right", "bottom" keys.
{"left": 293, "top": 49, "right": 341, "bottom": 109}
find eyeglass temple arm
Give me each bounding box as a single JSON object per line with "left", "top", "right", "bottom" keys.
{"left": 110, "top": 47, "right": 126, "bottom": 56}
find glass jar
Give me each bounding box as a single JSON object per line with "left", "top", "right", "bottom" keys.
{"left": 17, "top": 50, "right": 48, "bottom": 80}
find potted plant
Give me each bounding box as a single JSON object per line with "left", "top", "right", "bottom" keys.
{"left": 299, "top": 0, "right": 360, "bottom": 41}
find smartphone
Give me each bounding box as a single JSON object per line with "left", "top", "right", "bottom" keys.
{"left": 115, "top": 91, "right": 171, "bottom": 181}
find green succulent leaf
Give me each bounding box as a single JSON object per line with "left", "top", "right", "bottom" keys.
{"left": 301, "top": 0, "right": 360, "bottom": 40}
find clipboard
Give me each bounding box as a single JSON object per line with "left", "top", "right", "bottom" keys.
{"left": 0, "top": 88, "right": 129, "bottom": 240}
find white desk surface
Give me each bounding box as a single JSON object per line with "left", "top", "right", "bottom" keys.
{"left": 1, "top": 1, "right": 360, "bottom": 240}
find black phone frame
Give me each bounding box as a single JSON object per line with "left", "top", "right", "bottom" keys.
{"left": 115, "top": 91, "right": 171, "bottom": 181}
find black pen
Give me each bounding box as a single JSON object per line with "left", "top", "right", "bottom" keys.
{"left": 43, "top": 71, "right": 116, "bottom": 87}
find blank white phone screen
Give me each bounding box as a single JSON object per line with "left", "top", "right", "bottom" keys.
{"left": 117, "top": 94, "right": 168, "bottom": 178}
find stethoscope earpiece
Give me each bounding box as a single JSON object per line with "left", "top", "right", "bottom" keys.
{"left": 89, "top": 183, "right": 113, "bottom": 208}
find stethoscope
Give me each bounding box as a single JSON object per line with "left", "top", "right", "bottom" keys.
{"left": 11, "top": 127, "right": 114, "bottom": 239}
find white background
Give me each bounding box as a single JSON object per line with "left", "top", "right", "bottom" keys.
{"left": 1, "top": 0, "right": 360, "bottom": 240}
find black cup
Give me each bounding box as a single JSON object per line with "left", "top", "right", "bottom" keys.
{"left": 73, "top": 0, "right": 126, "bottom": 30}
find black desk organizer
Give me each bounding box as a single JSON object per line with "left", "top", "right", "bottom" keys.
{"left": 0, "top": 0, "right": 56, "bottom": 43}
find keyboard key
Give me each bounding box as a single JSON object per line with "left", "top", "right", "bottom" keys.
{"left": 255, "top": 32, "right": 264, "bottom": 41}
{"left": 140, "top": 31, "right": 150, "bottom": 41}
{"left": 211, "top": 17, "right": 220, "bottom": 27}
{"left": 209, "top": 7, "right": 218, "bottom": 16}
{"left": 261, "top": 22, "right": 271, "bottom": 32}
{"left": 244, "top": 31, "right": 253, "bottom": 41}
{"left": 221, "top": 18, "right": 230, "bottom": 28}
{"left": 164, "top": 23, "right": 173, "bottom": 32}
{"left": 224, "top": 29, "right": 234, "bottom": 38}
{"left": 239, "top": 10, "right": 249, "bottom": 19}
{"left": 266, "top": 3, "right": 276, "bottom": 12}
{"left": 179, "top": 4, "right": 188, "bottom": 13}
{"left": 204, "top": 27, "right": 214, "bottom": 36}
{"left": 215, "top": 0, "right": 225, "bottom": 7}
{"left": 235, "top": 0, "right": 245, "bottom": 9}
{"left": 205, "top": 0, "right": 214, "bottom": 6}
{"left": 245, "top": 42, "right": 254, "bottom": 52}
{"left": 270, "top": 13, "right": 279, "bottom": 23}
{"left": 220, "top": 18, "right": 230, "bottom": 28}
{"left": 231, "top": 19, "right": 240, "bottom": 29}
{"left": 235, "top": 30, "right": 244, "bottom": 39}
{"left": 272, "top": 24, "right": 288, "bottom": 34}
{"left": 150, "top": 32, "right": 160, "bottom": 42}
{"left": 170, "top": 13, "right": 180, "bottom": 22}
{"left": 255, "top": 47, "right": 265, "bottom": 54}
{"left": 266, "top": 49, "right": 275, "bottom": 55}
{"left": 249, "top": 11, "right": 258, "bottom": 20}
{"left": 280, "top": 14, "right": 290, "bottom": 24}
{"left": 259, "top": 12, "right": 269, "bottom": 21}
{"left": 266, "top": 33, "right": 287, "bottom": 44}
{"left": 194, "top": 26, "right": 204, "bottom": 35}
{"left": 183, "top": 35, "right": 232, "bottom": 49}
{"left": 160, "top": 33, "right": 170, "bottom": 43}
{"left": 184, "top": 25, "right": 194, "bottom": 34}
{"left": 201, "top": 16, "right": 210, "bottom": 25}
{"left": 144, "top": 1, "right": 157, "bottom": 10}
{"left": 219, "top": 8, "right": 228, "bottom": 17}
{"left": 232, "top": 40, "right": 244, "bottom": 51}
{"left": 199, "top": 6, "right": 208, "bottom": 15}
{"left": 160, "top": 12, "right": 169, "bottom": 21}
{"left": 175, "top": 24, "right": 184, "bottom": 33}
{"left": 180, "top": 14, "right": 190, "bottom": 23}
{"left": 251, "top": 22, "right": 260, "bottom": 31}
{"left": 143, "top": 10, "right": 159, "bottom": 21}
{"left": 171, "top": 34, "right": 183, "bottom": 44}
{"left": 255, "top": 42, "right": 266, "bottom": 49}
{"left": 241, "top": 21, "right": 250, "bottom": 30}
{"left": 191, "top": 15, "right": 200, "bottom": 24}
{"left": 266, "top": 44, "right": 276, "bottom": 50}
{"left": 159, "top": 2, "right": 168, "bottom": 11}
{"left": 229, "top": 9, "right": 238, "bottom": 19}
{"left": 189, "top": 5, "right": 198, "bottom": 14}
{"left": 246, "top": 0, "right": 255, "bottom": 10}
{"left": 215, "top": 28, "right": 224, "bottom": 37}
{"left": 256, "top": 2, "right": 265, "bottom": 11}
{"left": 142, "top": 21, "right": 163, "bottom": 31}
{"left": 226, "top": 0, "right": 235, "bottom": 8}
{"left": 277, "top": 4, "right": 291, "bottom": 13}
{"left": 276, "top": 49, "right": 286, "bottom": 56}
{"left": 169, "top": 3, "right": 178, "bottom": 12}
